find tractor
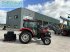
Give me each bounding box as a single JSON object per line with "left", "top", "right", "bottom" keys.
{"left": 19, "top": 19, "right": 51, "bottom": 45}
{"left": 52, "top": 16, "right": 70, "bottom": 36}
{"left": 60, "top": 16, "right": 70, "bottom": 36}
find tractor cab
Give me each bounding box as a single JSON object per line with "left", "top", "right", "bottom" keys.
{"left": 20, "top": 19, "right": 42, "bottom": 35}
{"left": 23, "top": 19, "right": 38, "bottom": 30}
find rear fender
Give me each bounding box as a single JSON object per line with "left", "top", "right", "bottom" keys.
{"left": 19, "top": 28, "right": 34, "bottom": 37}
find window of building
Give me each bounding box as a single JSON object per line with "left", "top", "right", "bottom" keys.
{"left": 14, "top": 15, "right": 18, "bottom": 19}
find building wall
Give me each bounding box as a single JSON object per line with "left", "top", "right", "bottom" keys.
{"left": 34, "top": 12, "right": 60, "bottom": 24}
{"left": 6, "top": 8, "right": 21, "bottom": 29}
{"left": 6, "top": 8, "right": 60, "bottom": 29}
{"left": 21, "top": 8, "right": 60, "bottom": 25}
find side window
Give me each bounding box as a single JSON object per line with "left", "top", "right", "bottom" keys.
{"left": 14, "top": 15, "right": 18, "bottom": 19}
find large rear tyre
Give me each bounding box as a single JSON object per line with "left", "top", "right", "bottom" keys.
{"left": 61, "top": 31, "right": 67, "bottom": 36}
{"left": 41, "top": 37, "right": 51, "bottom": 45}
{"left": 19, "top": 32, "right": 32, "bottom": 44}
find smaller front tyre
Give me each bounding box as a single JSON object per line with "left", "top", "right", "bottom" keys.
{"left": 19, "top": 32, "right": 32, "bottom": 44}
{"left": 42, "top": 37, "right": 51, "bottom": 45}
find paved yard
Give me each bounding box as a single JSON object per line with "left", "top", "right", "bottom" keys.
{"left": 0, "top": 30, "right": 70, "bottom": 52}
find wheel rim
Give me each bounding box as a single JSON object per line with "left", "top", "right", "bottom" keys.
{"left": 21, "top": 33, "right": 29, "bottom": 42}
{"left": 45, "top": 38, "right": 50, "bottom": 44}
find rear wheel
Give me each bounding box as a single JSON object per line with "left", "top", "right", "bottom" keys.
{"left": 19, "top": 32, "right": 32, "bottom": 44}
{"left": 61, "top": 31, "right": 67, "bottom": 36}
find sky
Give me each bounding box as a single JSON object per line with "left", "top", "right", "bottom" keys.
{"left": 0, "top": 0, "right": 70, "bottom": 24}
{"left": 0, "top": 0, "right": 52, "bottom": 11}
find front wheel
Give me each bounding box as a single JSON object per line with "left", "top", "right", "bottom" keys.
{"left": 19, "top": 32, "right": 32, "bottom": 44}
{"left": 41, "top": 37, "right": 51, "bottom": 45}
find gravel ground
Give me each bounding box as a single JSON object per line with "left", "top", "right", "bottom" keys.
{"left": 0, "top": 30, "right": 70, "bottom": 52}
